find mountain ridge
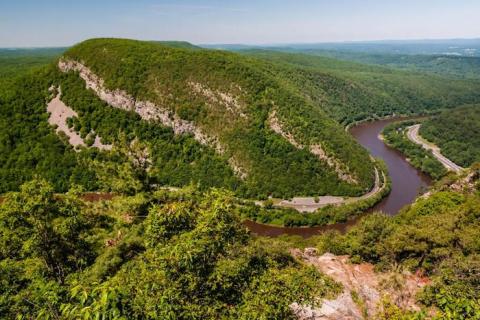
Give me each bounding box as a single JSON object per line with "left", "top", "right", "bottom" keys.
{"left": 58, "top": 38, "right": 375, "bottom": 197}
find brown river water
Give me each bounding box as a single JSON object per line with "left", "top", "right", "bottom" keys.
{"left": 245, "top": 118, "right": 432, "bottom": 237}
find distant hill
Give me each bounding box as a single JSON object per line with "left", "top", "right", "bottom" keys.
{"left": 205, "top": 39, "right": 480, "bottom": 79}
{"left": 242, "top": 50, "right": 480, "bottom": 123}
{"left": 259, "top": 49, "right": 480, "bottom": 80}
{"left": 151, "top": 41, "right": 201, "bottom": 50}
{"left": 0, "top": 47, "right": 66, "bottom": 83}
{"left": 204, "top": 38, "right": 480, "bottom": 56}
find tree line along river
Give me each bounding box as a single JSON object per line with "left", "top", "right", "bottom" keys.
{"left": 245, "top": 118, "right": 432, "bottom": 237}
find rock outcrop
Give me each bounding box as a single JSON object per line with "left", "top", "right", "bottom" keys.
{"left": 291, "top": 249, "right": 430, "bottom": 319}
{"left": 188, "top": 81, "right": 247, "bottom": 119}
{"left": 58, "top": 59, "right": 219, "bottom": 150}
{"left": 47, "top": 88, "right": 111, "bottom": 151}
{"left": 57, "top": 58, "right": 254, "bottom": 179}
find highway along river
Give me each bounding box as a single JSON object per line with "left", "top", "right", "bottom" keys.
{"left": 245, "top": 118, "right": 432, "bottom": 237}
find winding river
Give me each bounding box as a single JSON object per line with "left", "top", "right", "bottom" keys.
{"left": 245, "top": 118, "right": 432, "bottom": 237}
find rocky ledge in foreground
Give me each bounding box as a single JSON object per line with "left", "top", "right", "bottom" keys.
{"left": 291, "top": 248, "right": 430, "bottom": 320}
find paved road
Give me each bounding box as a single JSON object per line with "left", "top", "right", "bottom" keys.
{"left": 406, "top": 124, "right": 463, "bottom": 173}
{"left": 273, "top": 168, "right": 384, "bottom": 213}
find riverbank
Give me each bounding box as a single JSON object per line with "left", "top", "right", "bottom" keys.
{"left": 343, "top": 113, "right": 432, "bottom": 132}
{"left": 242, "top": 164, "right": 390, "bottom": 228}
{"left": 381, "top": 120, "right": 448, "bottom": 180}
{"left": 273, "top": 167, "right": 384, "bottom": 213}
{"left": 246, "top": 118, "right": 432, "bottom": 237}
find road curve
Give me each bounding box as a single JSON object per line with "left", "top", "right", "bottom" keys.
{"left": 272, "top": 168, "right": 384, "bottom": 213}
{"left": 406, "top": 124, "right": 463, "bottom": 173}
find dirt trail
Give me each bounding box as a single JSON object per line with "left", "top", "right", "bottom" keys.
{"left": 291, "top": 248, "right": 430, "bottom": 319}
{"left": 406, "top": 124, "right": 463, "bottom": 173}
{"left": 274, "top": 168, "right": 384, "bottom": 213}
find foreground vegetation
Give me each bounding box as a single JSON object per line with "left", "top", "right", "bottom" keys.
{"left": 382, "top": 121, "right": 448, "bottom": 180}
{"left": 0, "top": 180, "right": 340, "bottom": 318}
{"left": 420, "top": 105, "right": 480, "bottom": 168}
{"left": 1, "top": 166, "right": 479, "bottom": 318}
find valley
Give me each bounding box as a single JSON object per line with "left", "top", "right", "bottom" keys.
{"left": 245, "top": 118, "right": 432, "bottom": 237}
{"left": 1, "top": 37, "right": 479, "bottom": 319}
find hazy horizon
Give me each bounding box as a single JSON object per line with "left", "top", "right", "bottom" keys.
{"left": 2, "top": 0, "right": 480, "bottom": 47}
{"left": 1, "top": 37, "right": 479, "bottom": 50}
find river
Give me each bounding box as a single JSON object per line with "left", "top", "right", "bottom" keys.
{"left": 245, "top": 118, "right": 432, "bottom": 237}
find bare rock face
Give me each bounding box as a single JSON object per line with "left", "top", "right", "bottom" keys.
{"left": 188, "top": 81, "right": 247, "bottom": 119}
{"left": 58, "top": 59, "right": 219, "bottom": 149}
{"left": 291, "top": 249, "right": 430, "bottom": 320}
{"left": 57, "top": 59, "right": 254, "bottom": 179}
{"left": 47, "top": 89, "right": 111, "bottom": 151}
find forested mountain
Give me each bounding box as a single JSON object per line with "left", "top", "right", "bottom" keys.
{"left": 0, "top": 180, "right": 340, "bottom": 318}
{"left": 242, "top": 50, "right": 480, "bottom": 124}
{"left": 420, "top": 105, "right": 480, "bottom": 167}
{"left": 0, "top": 38, "right": 379, "bottom": 198}
{"left": 3, "top": 39, "right": 480, "bottom": 198}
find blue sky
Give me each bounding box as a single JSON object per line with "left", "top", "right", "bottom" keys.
{"left": 1, "top": 0, "right": 479, "bottom": 47}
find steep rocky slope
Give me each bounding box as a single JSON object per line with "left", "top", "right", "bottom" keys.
{"left": 59, "top": 38, "right": 375, "bottom": 198}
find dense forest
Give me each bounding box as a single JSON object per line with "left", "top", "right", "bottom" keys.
{"left": 243, "top": 50, "right": 480, "bottom": 124}
{"left": 0, "top": 67, "right": 86, "bottom": 193}
{"left": 420, "top": 105, "right": 480, "bottom": 168}
{"left": 0, "top": 179, "right": 339, "bottom": 318}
